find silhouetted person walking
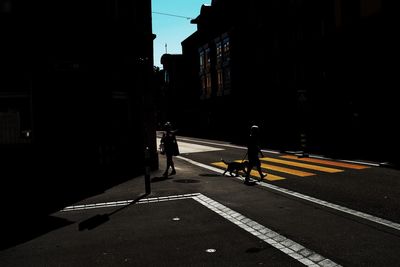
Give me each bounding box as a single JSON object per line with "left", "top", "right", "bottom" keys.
{"left": 244, "top": 125, "right": 266, "bottom": 184}
{"left": 160, "top": 122, "right": 179, "bottom": 177}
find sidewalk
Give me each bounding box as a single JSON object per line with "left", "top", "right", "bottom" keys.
{"left": 0, "top": 154, "right": 303, "bottom": 266}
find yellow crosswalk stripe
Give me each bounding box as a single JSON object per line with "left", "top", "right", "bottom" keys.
{"left": 260, "top": 157, "right": 343, "bottom": 173}
{"left": 246, "top": 169, "right": 285, "bottom": 181}
{"left": 211, "top": 162, "right": 285, "bottom": 181}
{"left": 259, "top": 162, "right": 315, "bottom": 177}
{"left": 280, "top": 155, "right": 370, "bottom": 170}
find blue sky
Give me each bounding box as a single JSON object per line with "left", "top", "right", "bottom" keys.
{"left": 152, "top": 0, "right": 211, "bottom": 68}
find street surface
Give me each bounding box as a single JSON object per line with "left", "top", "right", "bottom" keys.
{"left": 1, "top": 135, "right": 400, "bottom": 266}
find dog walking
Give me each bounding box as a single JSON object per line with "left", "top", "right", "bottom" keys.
{"left": 244, "top": 125, "right": 267, "bottom": 185}
{"left": 221, "top": 158, "right": 248, "bottom": 177}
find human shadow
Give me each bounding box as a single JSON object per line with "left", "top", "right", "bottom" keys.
{"left": 244, "top": 181, "right": 257, "bottom": 186}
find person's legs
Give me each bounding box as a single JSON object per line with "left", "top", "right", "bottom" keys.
{"left": 257, "top": 165, "right": 266, "bottom": 180}
{"left": 255, "top": 159, "right": 265, "bottom": 180}
{"left": 164, "top": 154, "right": 172, "bottom": 176}
{"left": 170, "top": 157, "right": 176, "bottom": 175}
{"left": 165, "top": 154, "right": 176, "bottom": 176}
{"left": 245, "top": 161, "right": 254, "bottom": 183}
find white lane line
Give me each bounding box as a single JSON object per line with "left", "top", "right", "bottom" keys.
{"left": 193, "top": 194, "right": 341, "bottom": 267}
{"left": 177, "top": 156, "right": 400, "bottom": 232}
{"left": 61, "top": 193, "right": 341, "bottom": 266}
{"left": 176, "top": 156, "right": 226, "bottom": 173}
{"left": 60, "top": 193, "right": 201, "bottom": 212}
{"left": 339, "top": 159, "right": 380, "bottom": 167}
{"left": 61, "top": 201, "right": 133, "bottom": 211}
{"left": 309, "top": 155, "right": 380, "bottom": 167}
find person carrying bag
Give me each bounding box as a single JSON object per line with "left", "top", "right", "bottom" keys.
{"left": 160, "top": 122, "right": 179, "bottom": 177}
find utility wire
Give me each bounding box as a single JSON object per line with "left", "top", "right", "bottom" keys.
{"left": 152, "top": 11, "right": 193, "bottom": 20}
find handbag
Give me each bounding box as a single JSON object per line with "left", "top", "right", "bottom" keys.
{"left": 159, "top": 143, "right": 165, "bottom": 155}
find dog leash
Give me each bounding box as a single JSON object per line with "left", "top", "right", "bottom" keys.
{"left": 240, "top": 151, "right": 248, "bottom": 163}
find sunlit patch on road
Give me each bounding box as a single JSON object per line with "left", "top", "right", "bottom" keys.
{"left": 157, "top": 138, "right": 224, "bottom": 154}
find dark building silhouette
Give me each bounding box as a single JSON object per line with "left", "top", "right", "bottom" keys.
{"left": 178, "top": 0, "right": 398, "bottom": 164}
{"left": 159, "top": 54, "right": 201, "bottom": 133}
{"left": 0, "top": 0, "right": 158, "bottom": 212}
{"left": 159, "top": 54, "right": 184, "bottom": 127}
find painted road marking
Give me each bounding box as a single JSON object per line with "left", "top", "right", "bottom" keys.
{"left": 175, "top": 136, "right": 380, "bottom": 166}
{"left": 61, "top": 193, "right": 341, "bottom": 266}
{"left": 193, "top": 194, "right": 341, "bottom": 267}
{"left": 260, "top": 157, "right": 344, "bottom": 173}
{"left": 211, "top": 161, "right": 285, "bottom": 181}
{"left": 260, "top": 162, "right": 315, "bottom": 177}
{"left": 61, "top": 193, "right": 201, "bottom": 212}
{"left": 177, "top": 156, "right": 400, "bottom": 233}
{"left": 280, "top": 155, "right": 370, "bottom": 169}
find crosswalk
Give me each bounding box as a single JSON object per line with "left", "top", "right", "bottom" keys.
{"left": 211, "top": 155, "right": 369, "bottom": 181}
{"left": 211, "top": 161, "right": 285, "bottom": 181}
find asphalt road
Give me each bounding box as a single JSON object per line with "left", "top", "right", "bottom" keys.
{"left": 1, "top": 135, "right": 400, "bottom": 266}
{"left": 175, "top": 136, "right": 400, "bottom": 224}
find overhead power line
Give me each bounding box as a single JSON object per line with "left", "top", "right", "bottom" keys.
{"left": 152, "top": 11, "right": 193, "bottom": 20}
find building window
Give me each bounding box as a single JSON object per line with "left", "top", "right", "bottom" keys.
{"left": 223, "top": 68, "right": 231, "bottom": 94}
{"left": 360, "top": 0, "right": 381, "bottom": 17}
{"left": 223, "top": 38, "right": 230, "bottom": 61}
{"left": 217, "top": 70, "right": 223, "bottom": 96}
{"left": 205, "top": 48, "right": 211, "bottom": 68}
{"left": 206, "top": 73, "right": 212, "bottom": 98}
{"left": 199, "top": 51, "right": 205, "bottom": 70}
{"left": 216, "top": 42, "right": 222, "bottom": 64}
{"left": 200, "top": 76, "right": 206, "bottom": 99}
{"left": 164, "top": 70, "right": 169, "bottom": 84}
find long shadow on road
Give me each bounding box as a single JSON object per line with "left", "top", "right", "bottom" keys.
{"left": 1, "top": 215, "right": 74, "bottom": 251}
{"left": 78, "top": 193, "right": 149, "bottom": 231}
{"left": 1, "top": 159, "right": 145, "bottom": 251}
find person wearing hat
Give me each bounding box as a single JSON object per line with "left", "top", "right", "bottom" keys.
{"left": 244, "top": 125, "right": 266, "bottom": 184}
{"left": 160, "top": 122, "right": 179, "bottom": 177}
